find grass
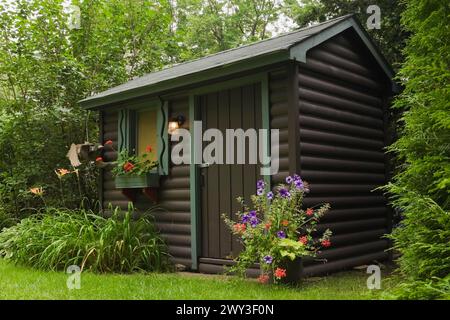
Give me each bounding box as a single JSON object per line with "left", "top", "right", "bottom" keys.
{"left": 0, "top": 259, "right": 399, "bottom": 300}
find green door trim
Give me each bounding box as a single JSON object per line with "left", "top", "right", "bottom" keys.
{"left": 188, "top": 72, "right": 271, "bottom": 270}
{"left": 189, "top": 94, "right": 200, "bottom": 270}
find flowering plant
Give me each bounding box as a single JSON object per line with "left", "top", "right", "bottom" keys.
{"left": 112, "top": 147, "right": 158, "bottom": 176}
{"left": 222, "top": 174, "right": 331, "bottom": 283}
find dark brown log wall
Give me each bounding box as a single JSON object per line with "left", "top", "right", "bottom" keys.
{"left": 100, "top": 97, "right": 192, "bottom": 268}
{"left": 270, "top": 68, "right": 290, "bottom": 184}
{"left": 297, "top": 30, "right": 391, "bottom": 276}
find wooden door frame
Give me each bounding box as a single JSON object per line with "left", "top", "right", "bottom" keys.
{"left": 188, "top": 72, "right": 270, "bottom": 270}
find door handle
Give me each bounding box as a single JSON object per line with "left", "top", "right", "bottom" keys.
{"left": 199, "top": 163, "right": 211, "bottom": 168}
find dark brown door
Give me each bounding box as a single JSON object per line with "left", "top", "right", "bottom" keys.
{"left": 200, "top": 83, "right": 262, "bottom": 260}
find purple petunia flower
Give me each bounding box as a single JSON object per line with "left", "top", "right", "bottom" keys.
{"left": 249, "top": 210, "right": 257, "bottom": 217}
{"left": 257, "top": 179, "right": 265, "bottom": 190}
{"left": 277, "top": 231, "right": 286, "bottom": 239}
{"left": 295, "top": 179, "right": 304, "bottom": 190}
{"left": 263, "top": 255, "right": 273, "bottom": 264}
{"left": 293, "top": 174, "right": 302, "bottom": 182}
{"left": 241, "top": 214, "right": 250, "bottom": 223}
{"left": 267, "top": 191, "right": 274, "bottom": 200}
{"left": 286, "top": 176, "right": 293, "bottom": 184}
{"left": 250, "top": 217, "right": 259, "bottom": 228}
{"left": 257, "top": 188, "right": 264, "bottom": 196}
{"left": 279, "top": 188, "right": 291, "bottom": 199}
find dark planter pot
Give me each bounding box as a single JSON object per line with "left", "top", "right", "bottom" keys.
{"left": 115, "top": 171, "right": 160, "bottom": 189}
{"left": 279, "top": 257, "right": 303, "bottom": 284}
{"left": 264, "top": 258, "right": 303, "bottom": 285}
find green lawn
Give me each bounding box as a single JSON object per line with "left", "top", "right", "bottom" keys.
{"left": 0, "top": 259, "right": 397, "bottom": 300}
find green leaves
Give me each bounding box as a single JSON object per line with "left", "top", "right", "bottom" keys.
{"left": 0, "top": 206, "right": 171, "bottom": 273}
{"left": 385, "top": 1, "right": 450, "bottom": 299}
{"left": 278, "top": 238, "right": 305, "bottom": 261}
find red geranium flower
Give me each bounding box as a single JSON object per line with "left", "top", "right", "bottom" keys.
{"left": 146, "top": 145, "right": 152, "bottom": 153}
{"left": 274, "top": 268, "right": 286, "bottom": 279}
{"left": 321, "top": 239, "right": 331, "bottom": 248}
{"left": 104, "top": 140, "right": 113, "bottom": 145}
{"left": 298, "top": 236, "right": 308, "bottom": 245}
{"left": 264, "top": 222, "right": 272, "bottom": 230}
{"left": 306, "top": 208, "right": 314, "bottom": 216}
{"left": 258, "top": 274, "right": 270, "bottom": 284}
{"left": 233, "top": 223, "right": 246, "bottom": 233}
{"left": 123, "top": 162, "right": 135, "bottom": 172}
{"left": 95, "top": 157, "right": 103, "bottom": 162}
{"left": 281, "top": 220, "right": 289, "bottom": 226}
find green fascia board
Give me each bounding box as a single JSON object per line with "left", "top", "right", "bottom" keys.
{"left": 80, "top": 51, "right": 289, "bottom": 110}
{"left": 289, "top": 17, "right": 398, "bottom": 92}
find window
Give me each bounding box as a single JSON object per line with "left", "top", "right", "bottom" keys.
{"left": 137, "top": 109, "right": 158, "bottom": 161}
{"left": 118, "top": 101, "right": 168, "bottom": 174}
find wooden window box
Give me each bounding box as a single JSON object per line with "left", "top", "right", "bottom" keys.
{"left": 114, "top": 171, "right": 160, "bottom": 189}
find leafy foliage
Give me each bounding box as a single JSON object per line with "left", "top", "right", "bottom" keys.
{"left": 385, "top": 0, "right": 450, "bottom": 299}
{"left": 0, "top": 205, "right": 171, "bottom": 273}
{"left": 172, "top": 0, "right": 285, "bottom": 59}
{"left": 0, "top": 0, "right": 177, "bottom": 218}
{"left": 112, "top": 148, "right": 158, "bottom": 176}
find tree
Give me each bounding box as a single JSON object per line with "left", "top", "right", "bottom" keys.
{"left": 0, "top": 0, "right": 176, "bottom": 215}
{"left": 172, "top": 0, "right": 283, "bottom": 59}
{"left": 385, "top": 0, "right": 450, "bottom": 299}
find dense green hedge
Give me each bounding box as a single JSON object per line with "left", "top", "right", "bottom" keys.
{"left": 386, "top": 0, "right": 450, "bottom": 299}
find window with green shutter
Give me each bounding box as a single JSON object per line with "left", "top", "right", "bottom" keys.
{"left": 118, "top": 100, "right": 168, "bottom": 175}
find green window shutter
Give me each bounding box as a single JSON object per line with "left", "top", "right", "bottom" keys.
{"left": 118, "top": 109, "right": 136, "bottom": 153}
{"left": 157, "top": 100, "right": 169, "bottom": 175}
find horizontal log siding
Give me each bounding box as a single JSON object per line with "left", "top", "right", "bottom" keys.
{"left": 270, "top": 68, "right": 290, "bottom": 184}
{"left": 298, "top": 32, "right": 390, "bottom": 276}
{"left": 100, "top": 97, "right": 192, "bottom": 268}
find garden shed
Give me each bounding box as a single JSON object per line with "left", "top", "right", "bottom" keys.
{"left": 80, "top": 14, "right": 397, "bottom": 277}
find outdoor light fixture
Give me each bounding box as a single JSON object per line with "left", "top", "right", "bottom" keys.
{"left": 168, "top": 115, "right": 185, "bottom": 135}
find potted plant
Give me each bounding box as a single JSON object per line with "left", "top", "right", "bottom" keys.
{"left": 113, "top": 146, "right": 160, "bottom": 189}
{"left": 222, "top": 175, "right": 332, "bottom": 284}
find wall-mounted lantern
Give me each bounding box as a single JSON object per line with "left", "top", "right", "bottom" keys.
{"left": 168, "top": 115, "right": 185, "bottom": 135}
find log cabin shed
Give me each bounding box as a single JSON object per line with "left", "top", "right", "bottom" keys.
{"left": 80, "top": 14, "right": 397, "bottom": 277}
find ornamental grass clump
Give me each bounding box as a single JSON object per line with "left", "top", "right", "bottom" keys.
{"left": 223, "top": 175, "right": 331, "bottom": 283}
{"left": 0, "top": 205, "right": 171, "bottom": 273}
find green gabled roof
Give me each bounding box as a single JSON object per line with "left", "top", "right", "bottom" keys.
{"left": 80, "top": 14, "right": 395, "bottom": 110}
